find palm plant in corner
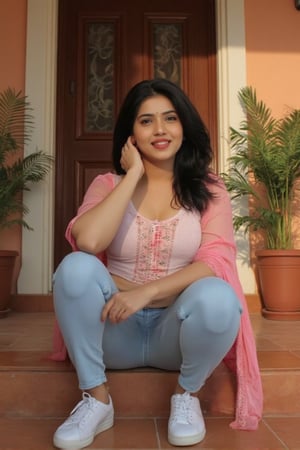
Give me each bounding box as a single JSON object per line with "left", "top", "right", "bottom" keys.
{"left": 222, "top": 86, "right": 300, "bottom": 320}
{"left": 0, "top": 87, "right": 53, "bottom": 317}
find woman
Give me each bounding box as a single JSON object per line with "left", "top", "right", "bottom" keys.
{"left": 52, "top": 79, "right": 263, "bottom": 449}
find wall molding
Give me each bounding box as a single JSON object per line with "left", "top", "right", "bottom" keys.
{"left": 19, "top": 0, "right": 58, "bottom": 294}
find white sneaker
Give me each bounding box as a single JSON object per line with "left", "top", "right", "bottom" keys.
{"left": 53, "top": 392, "right": 114, "bottom": 449}
{"left": 168, "top": 392, "right": 206, "bottom": 446}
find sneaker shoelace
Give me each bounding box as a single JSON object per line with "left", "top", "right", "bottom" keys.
{"left": 65, "top": 393, "right": 97, "bottom": 427}
{"left": 171, "top": 392, "right": 194, "bottom": 424}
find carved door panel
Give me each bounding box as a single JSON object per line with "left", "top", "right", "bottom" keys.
{"left": 54, "top": 0, "right": 217, "bottom": 267}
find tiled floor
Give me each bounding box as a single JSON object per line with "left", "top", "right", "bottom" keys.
{"left": 1, "top": 311, "right": 300, "bottom": 449}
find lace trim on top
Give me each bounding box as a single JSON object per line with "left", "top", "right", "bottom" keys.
{"left": 133, "top": 215, "right": 179, "bottom": 283}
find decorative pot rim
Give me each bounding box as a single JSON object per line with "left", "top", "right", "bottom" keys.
{"left": 256, "top": 249, "right": 300, "bottom": 257}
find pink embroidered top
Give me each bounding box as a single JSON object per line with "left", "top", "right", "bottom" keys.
{"left": 107, "top": 202, "right": 201, "bottom": 283}
{"left": 52, "top": 172, "right": 263, "bottom": 431}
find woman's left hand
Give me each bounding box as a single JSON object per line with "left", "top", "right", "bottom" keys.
{"left": 101, "top": 289, "right": 150, "bottom": 324}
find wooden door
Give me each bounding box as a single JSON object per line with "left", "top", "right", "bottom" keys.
{"left": 54, "top": 0, "right": 217, "bottom": 267}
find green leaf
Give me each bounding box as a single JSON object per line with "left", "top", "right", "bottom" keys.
{"left": 0, "top": 87, "right": 53, "bottom": 230}
{"left": 221, "top": 86, "right": 300, "bottom": 249}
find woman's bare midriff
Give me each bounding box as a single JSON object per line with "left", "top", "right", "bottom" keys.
{"left": 111, "top": 273, "right": 175, "bottom": 308}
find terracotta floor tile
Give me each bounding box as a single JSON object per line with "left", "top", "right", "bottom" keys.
{"left": 0, "top": 335, "right": 19, "bottom": 349}
{"left": 0, "top": 312, "right": 53, "bottom": 351}
{"left": 0, "top": 350, "right": 73, "bottom": 371}
{"left": 266, "top": 336, "right": 300, "bottom": 351}
{"left": 258, "top": 350, "right": 300, "bottom": 370}
{"left": 1, "top": 416, "right": 297, "bottom": 450}
{"left": 262, "top": 372, "right": 300, "bottom": 414}
{"left": 256, "top": 336, "right": 286, "bottom": 351}
{"left": 1, "top": 312, "right": 300, "bottom": 354}
{"left": 87, "top": 418, "right": 159, "bottom": 449}
{"left": 0, "top": 417, "right": 60, "bottom": 450}
{"left": 264, "top": 417, "right": 300, "bottom": 449}
{"left": 1, "top": 311, "right": 300, "bottom": 450}
{"left": 157, "top": 417, "right": 287, "bottom": 449}
{"left": 251, "top": 316, "right": 300, "bottom": 351}
{"left": 0, "top": 417, "right": 159, "bottom": 450}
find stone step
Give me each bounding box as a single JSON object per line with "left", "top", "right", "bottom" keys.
{"left": 0, "top": 350, "right": 236, "bottom": 418}
{"left": 1, "top": 311, "right": 300, "bottom": 450}
{"left": 1, "top": 349, "right": 300, "bottom": 419}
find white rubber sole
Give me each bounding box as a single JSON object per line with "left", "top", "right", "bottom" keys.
{"left": 168, "top": 428, "right": 206, "bottom": 446}
{"left": 53, "top": 413, "right": 114, "bottom": 449}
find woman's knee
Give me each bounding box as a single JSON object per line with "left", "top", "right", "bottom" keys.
{"left": 179, "top": 277, "right": 242, "bottom": 333}
{"left": 53, "top": 251, "right": 104, "bottom": 298}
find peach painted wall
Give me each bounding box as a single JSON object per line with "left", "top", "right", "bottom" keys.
{"left": 244, "top": 0, "right": 300, "bottom": 116}
{"left": 244, "top": 0, "right": 300, "bottom": 250}
{"left": 0, "top": 0, "right": 27, "bottom": 288}
{"left": 0, "top": 1, "right": 27, "bottom": 95}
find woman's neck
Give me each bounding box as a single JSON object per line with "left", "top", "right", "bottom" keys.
{"left": 142, "top": 159, "right": 174, "bottom": 182}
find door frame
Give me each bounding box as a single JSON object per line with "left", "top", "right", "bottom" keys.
{"left": 19, "top": 0, "right": 255, "bottom": 295}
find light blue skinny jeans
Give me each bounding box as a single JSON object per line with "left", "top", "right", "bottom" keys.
{"left": 53, "top": 251, "right": 242, "bottom": 393}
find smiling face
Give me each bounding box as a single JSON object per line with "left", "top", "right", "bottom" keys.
{"left": 132, "top": 95, "right": 183, "bottom": 167}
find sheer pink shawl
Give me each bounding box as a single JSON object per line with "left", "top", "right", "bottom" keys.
{"left": 51, "top": 173, "right": 263, "bottom": 430}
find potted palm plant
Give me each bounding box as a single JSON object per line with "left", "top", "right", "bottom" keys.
{"left": 222, "top": 86, "right": 300, "bottom": 320}
{"left": 0, "top": 87, "right": 53, "bottom": 317}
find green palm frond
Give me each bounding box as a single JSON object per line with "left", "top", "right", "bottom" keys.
{"left": 221, "top": 86, "right": 300, "bottom": 249}
{"left": 0, "top": 88, "right": 34, "bottom": 164}
{"left": 222, "top": 168, "right": 261, "bottom": 201}
{"left": 0, "top": 87, "right": 53, "bottom": 230}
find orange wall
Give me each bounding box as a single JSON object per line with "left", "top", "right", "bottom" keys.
{"left": 0, "top": 0, "right": 27, "bottom": 286}
{"left": 244, "top": 0, "right": 300, "bottom": 117}
{"left": 0, "top": 0, "right": 27, "bottom": 92}
{"left": 245, "top": 0, "right": 300, "bottom": 250}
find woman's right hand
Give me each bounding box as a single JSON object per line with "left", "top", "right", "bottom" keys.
{"left": 120, "top": 136, "right": 144, "bottom": 180}
{"left": 71, "top": 138, "right": 144, "bottom": 255}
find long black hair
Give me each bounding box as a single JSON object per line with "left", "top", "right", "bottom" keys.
{"left": 112, "top": 79, "right": 216, "bottom": 213}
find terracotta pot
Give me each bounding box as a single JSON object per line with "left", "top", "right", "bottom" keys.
{"left": 0, "top": 250, "right": 18, "bottom": 318}
{"left": 256, "top": 249, "right": 300, "bottom": 320}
